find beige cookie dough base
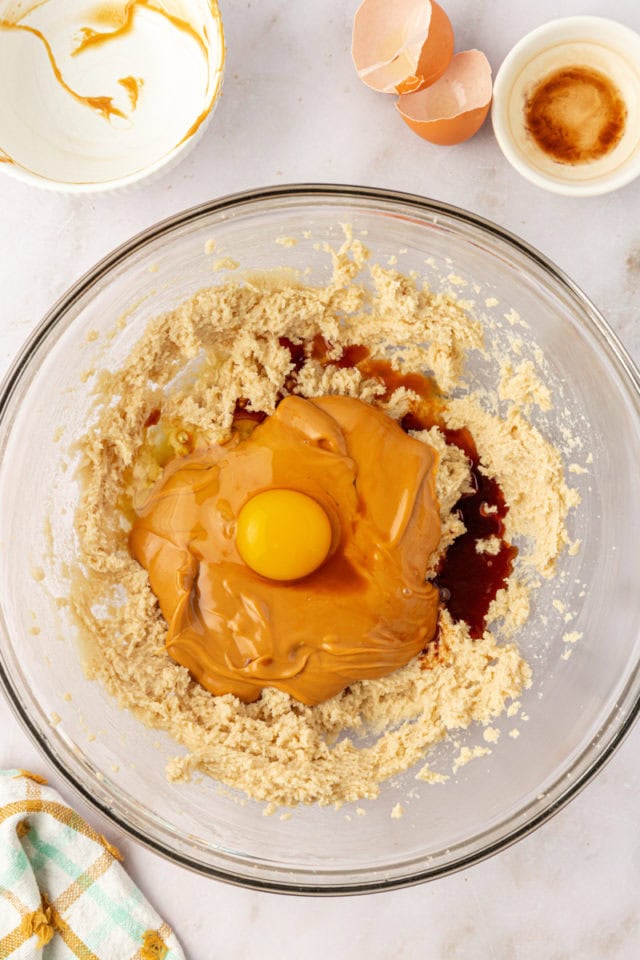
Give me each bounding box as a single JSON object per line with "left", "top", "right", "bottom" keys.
{"left": 72, "top": 232, "right": 577, "bottom": 806}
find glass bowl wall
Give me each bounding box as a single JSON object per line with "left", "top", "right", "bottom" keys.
{"left": 0, "top": 185, "right": 639, "bottom": 893}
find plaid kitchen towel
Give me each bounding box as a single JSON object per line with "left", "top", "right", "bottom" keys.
{"left": 0, "top": 769, "right": 185, "bottom": 960}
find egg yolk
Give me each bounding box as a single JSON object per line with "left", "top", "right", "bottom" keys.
{"left": 236, "top": 488, "right": 333, "bottom": 581}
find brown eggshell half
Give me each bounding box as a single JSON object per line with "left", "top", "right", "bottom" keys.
{"left": 396, "top": 49, "right": 493, "bottom": 144}
{"left": 352, "top": 0, "right": 453, "bottom": 95}
{"left": 399, "top": 2, "right": 454, "bottom": 94}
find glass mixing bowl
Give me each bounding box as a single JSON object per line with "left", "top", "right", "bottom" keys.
{"left": 1, "top": 185, "right": 639, "bottom": 894}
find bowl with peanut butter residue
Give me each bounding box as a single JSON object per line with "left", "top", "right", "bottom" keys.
{"left": 492, "top": 17, "right": 640, "bottom": 195}
{"left": 2, "top": 187, "right": 640, "bottom": 894}
{"left": 0, "top": 0, "right": 224, "bottom": 191}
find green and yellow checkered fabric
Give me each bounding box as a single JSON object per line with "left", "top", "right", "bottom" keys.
{"left": 0, "top": 770, "right": 184, "bottom": 960}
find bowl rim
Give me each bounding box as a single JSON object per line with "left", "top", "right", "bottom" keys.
{"left": 491, "top": 15, "right": 640, "bottom": 197}
{"left": 1, "top": 182, "right": 640, "bottom": 895}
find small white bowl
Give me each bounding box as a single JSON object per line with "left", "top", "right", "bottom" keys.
{"left": 492, "top": 17, "right": 640, "bottom": 196}
{"left": 0, "top": 0, "right": 225, "bottom": 193}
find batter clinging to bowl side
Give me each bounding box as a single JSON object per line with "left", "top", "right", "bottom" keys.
{"left": 73, "top": 229, "right": 578, "bottom": 806}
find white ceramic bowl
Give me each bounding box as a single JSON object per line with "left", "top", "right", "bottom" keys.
{"left": 492, "top": 17, "right": 640, "bottom": 196}
{"left": 0, "top": 0, "right": 224, "bottom": 193}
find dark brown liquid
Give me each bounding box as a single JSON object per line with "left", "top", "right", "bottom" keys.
{"left": 144, "top": 408, "right": 161, "bottom": 427}
{"left": 524, "top": 65, "right": 627, "bottom": 165}
{"left": 402, "top": 408, "right": 515, "bottom": 640}
{"left": 435, "top": 427, "right": 517, "bottom": 639}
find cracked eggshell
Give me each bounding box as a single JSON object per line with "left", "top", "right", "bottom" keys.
{"left": 396, "top": 49, "right": 493, "bottom": 145}
{"left": 352, "top": 0, "right": 454, "bottom": 95}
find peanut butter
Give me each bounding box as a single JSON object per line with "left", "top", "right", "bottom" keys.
{"left": 0, "top": 1, "right": 224, "bottom": 183}
{"left": 129, "top": 395, "right": 441, "bottom": 705}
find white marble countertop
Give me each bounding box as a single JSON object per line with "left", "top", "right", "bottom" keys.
{"left": 1, "top": 1, "right": 639, "bottom": 956}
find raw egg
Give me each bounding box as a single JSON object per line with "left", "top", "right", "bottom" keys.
{"left": 351, "top": 0, "right": 453, "bottom": 95}
{"left": 396, "top": 49, "right": 493, "bottom": 144}
{"left": 236, "top": 488, "right": 333, "bottom": 582}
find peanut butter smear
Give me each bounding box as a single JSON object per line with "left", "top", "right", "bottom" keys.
{"left": 129, "top": 395, "right": 441, "bottom": 706}
{"left": 0, "top": 1, "right": 224, "bottom": 182}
